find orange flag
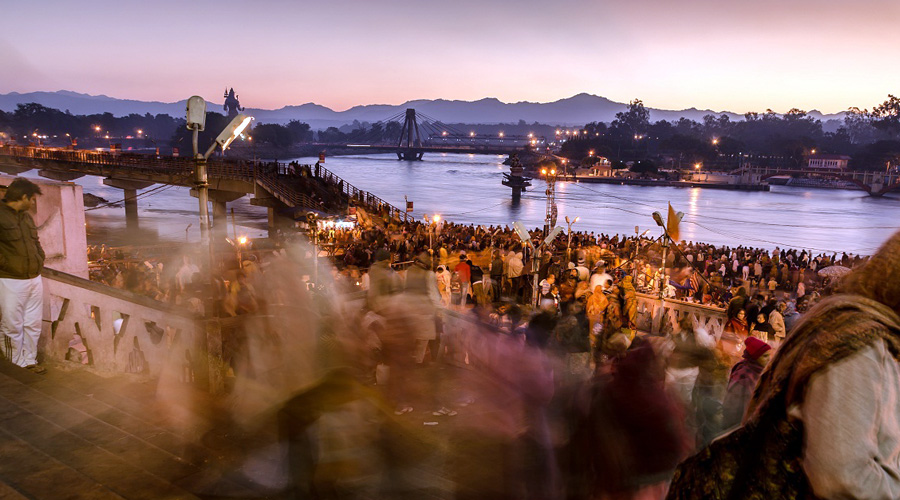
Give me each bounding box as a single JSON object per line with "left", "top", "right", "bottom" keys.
{"left": 667, "top": 203, "right": 681, "bottom": 242}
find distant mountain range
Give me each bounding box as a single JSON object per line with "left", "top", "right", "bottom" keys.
{"left": 0, "top": 90, "right": 846, "bottom": 130}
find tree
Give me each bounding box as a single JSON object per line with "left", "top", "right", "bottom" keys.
{"left": 871, "top": 95, "right": 900, "bottom": 136}
{"left": 286, "top": 120, "right": 313, "bottom": 143}
{"left": 630, "top": 159, "right": 657, "bottom": 174}
{"left": 612, "top": 99, "right": 650, "bottom": 136}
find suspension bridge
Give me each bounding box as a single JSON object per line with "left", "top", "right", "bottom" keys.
{"left": 323, "top": 108, "right": 547, "bottom": 160}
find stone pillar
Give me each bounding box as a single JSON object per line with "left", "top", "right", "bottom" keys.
{"left": 103, "top": 178, "right": 154, "bottom": 234}
{"left": 212, "top": 200, "right": 228, "bottom": 243}
{"left": 124, "top": 188, "right": 139, "bottom": 231}
{"left": 268, "top": 207, "right": 277, "bottom": 239}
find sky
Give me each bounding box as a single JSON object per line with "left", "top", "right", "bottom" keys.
{"left": 2, "top": 0, "right": 898, "bottom": 114}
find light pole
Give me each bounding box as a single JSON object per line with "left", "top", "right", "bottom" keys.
{"left": 540, "top": 161, "right": 558, "bottom": 237}
{"left": 514, "top": 221, "right": 562, "bottom": 310}
{"left": 565, "top": 215, "right": 579, "bottom": 262}
{"left": 186, "top": 95, "right": 253, "bottom": 269}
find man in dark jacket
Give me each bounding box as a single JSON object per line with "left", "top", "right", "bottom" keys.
{"left": 0, "top": 178, "right": 46, "bottom": 373}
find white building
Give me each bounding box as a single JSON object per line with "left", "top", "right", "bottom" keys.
{"left": 808, "top": 154, "right": 851, "bottom": 170}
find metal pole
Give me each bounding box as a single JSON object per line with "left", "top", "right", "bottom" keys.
{"left": 313, "top": 224, "right": 319, "bottom": 286}
{"left": 531, "top": 244, "right": 541, "bottom": 310}
{"left": 659, "top": 235, "right": 669, "bottom": 298}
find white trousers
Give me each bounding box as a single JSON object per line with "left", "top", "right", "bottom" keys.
{"left": 0, "top": 277, "right": 43, "bottom": 367}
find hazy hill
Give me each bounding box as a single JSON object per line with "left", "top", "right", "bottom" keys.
{"left": 0, "top": 90, "right": 846, "bottom": 130}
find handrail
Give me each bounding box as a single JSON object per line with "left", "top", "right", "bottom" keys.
{"left": 42, "top": 267, "right": 197, "bottom": 319}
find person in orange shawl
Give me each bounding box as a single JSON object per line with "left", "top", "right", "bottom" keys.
{"left": 586, "top": 285, "right": 609, "bottom": 365}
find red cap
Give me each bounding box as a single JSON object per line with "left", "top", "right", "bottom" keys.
{"left": 743, "top": 337, "right": 772, "bottom": 360}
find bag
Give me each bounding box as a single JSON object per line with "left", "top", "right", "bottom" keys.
{"left": 666, "top": 407, "right": 810, "bottom": 500}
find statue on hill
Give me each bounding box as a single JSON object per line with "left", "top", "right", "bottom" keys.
{"left": 223, "top": 88, "right": 244, "bottom": 118}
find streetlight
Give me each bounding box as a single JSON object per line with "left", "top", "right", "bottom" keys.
{"left": 186, "top": 95, "right": 253, "bottom": 266}
{"left": 565, "top": 215, "right": 579, "bottom": 262}
{"left": 514, "top": 221, "right": 563, "bottom": 310}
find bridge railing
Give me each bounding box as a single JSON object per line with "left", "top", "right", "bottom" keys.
{"left": 0, "top": 145, "right": 197, "bottom": 178}
{"left": 310, "top": 161, "right": 407, "bottom": 220}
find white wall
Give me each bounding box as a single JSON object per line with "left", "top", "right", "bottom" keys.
{"left": 0, "top": 175, "right": 89, "bottom": 278}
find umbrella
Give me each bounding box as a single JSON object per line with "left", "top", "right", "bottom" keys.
{"left": 817, "top": 265, "right": 852, "bottom": 278}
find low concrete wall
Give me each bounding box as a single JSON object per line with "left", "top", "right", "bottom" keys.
{"left": 39, "top": 268, "right": 220, "bottom": 389}
{"left": 635, "top": 292, "right": 727, "bottom": 339}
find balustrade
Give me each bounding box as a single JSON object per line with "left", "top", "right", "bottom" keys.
{"left": 40, "top": 268, "right": 222, "bottom": 390}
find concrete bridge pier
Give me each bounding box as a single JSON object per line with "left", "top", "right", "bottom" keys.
{"left": 102, "top": 178, "right": 154, "bottom": 232}
{"left": 208, "top": 190, "right": 244, "bottom": 243}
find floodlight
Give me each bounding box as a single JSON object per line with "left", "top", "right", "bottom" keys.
{"left": 542, "top": 226, "right": 563, "bottom": 247}
{"left": 216, "top": 114, "right": 253, "bottom": 151}
{"left": 513, "top": 221, "right": 532, "bottom": 245}
{"left": 186, "top": 96, "right": 207, "bottom": 131}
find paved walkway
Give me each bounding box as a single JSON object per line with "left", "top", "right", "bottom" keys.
{"left": 0, "top": 358, "right": 487, "bottom": 499}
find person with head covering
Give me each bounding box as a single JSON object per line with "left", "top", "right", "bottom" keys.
{"left": 668, "top": 230, "right": 900, "bottom": 499}
{"left": 721, "top": 337, "right": 772, "bottom": 429}
{"left": 782, "top": 300, "right": 802, "bottom": 332}
{"left": 435, "top": 264, "right": 452, "bottom": 307}
{"left": 749, "top": 312, "right": 775, "bottom": 343}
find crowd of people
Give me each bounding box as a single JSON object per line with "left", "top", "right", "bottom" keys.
{"left": 80, "top": 210, "right": 888, "bottom": 499}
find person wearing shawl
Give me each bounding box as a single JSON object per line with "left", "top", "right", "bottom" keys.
{"left": 748, "top": 312, "right": 774, "bottom": 343}
{"left": 721, "top": 337, "right": 771, "bottom": 429}
{"left": 667, "top": 229, "right": 900, "bottom": 499}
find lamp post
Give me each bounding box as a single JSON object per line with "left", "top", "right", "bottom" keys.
{"left": 540, "top": 161, "right": 558, "bottom": 237}
{"left": 186, "top": 95, "right": 253, "bottom": 270}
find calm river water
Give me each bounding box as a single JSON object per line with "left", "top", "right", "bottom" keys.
{"left": 68, "top": 153, "right": 900, "bottom": 255}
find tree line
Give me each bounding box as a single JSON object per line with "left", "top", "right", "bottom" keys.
{"left": 561, "top": 95, "right": 900, "bottom": 172}
{"left": 3, "top": 97, "right": 900, "bottom": 169}
{"left": 0, "top": 103, "right": 404, "bottom": 150}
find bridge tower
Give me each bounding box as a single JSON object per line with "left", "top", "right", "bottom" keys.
{"left": 397, "top": 108, "right": 424, "bottom": 161}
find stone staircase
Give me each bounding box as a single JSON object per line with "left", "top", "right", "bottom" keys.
{"left": 0, "top": 360, "right": 270, "bottom": 499}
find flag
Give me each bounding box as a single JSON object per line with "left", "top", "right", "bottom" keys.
{"left": 406, "top": 201, "right": 414, "bottom": 212}
{"left": 667, "top": 203, "right": 681, "bottom": 242}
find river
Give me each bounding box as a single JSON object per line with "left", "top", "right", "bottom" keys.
{"left": 62, "top": 153, "right": 900, "bottom": 255}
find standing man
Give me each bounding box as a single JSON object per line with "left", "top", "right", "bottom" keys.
{"left": 0, "top": 178, "right": 46, "bottom": 373}
{"left": 454, "top": 252, "right": 471, "bottom": 307}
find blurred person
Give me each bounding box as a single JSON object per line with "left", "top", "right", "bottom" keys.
{"left": 0, "top": 178, "right": 46, "bottom": 373}
{"left": 367, "top": 248, "right": 395, "bottom": 312}
{"left": 436, "top": 265, "right": 452, "bottom": 307}
{"left": 721, "top": 337, "right": 771, "bottom": 430}
{"left": 574, "top": 337, "right": 691, "bottom": 499}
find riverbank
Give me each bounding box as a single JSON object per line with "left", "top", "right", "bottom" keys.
{"left": 571, "top": 175, "right": 770, "bottom": 191}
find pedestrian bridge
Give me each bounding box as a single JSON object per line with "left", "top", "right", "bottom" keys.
{"left": 0, "top": 145, "right": 408, "bottom": 234}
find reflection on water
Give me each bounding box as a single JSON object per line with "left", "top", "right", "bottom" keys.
{"left": 290, "top": 153, "right": 900, "bottom": 255}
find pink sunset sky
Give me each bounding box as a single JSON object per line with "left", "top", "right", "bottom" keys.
{"left": 2, "top": 0, "right": 898, "bottom": 114}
